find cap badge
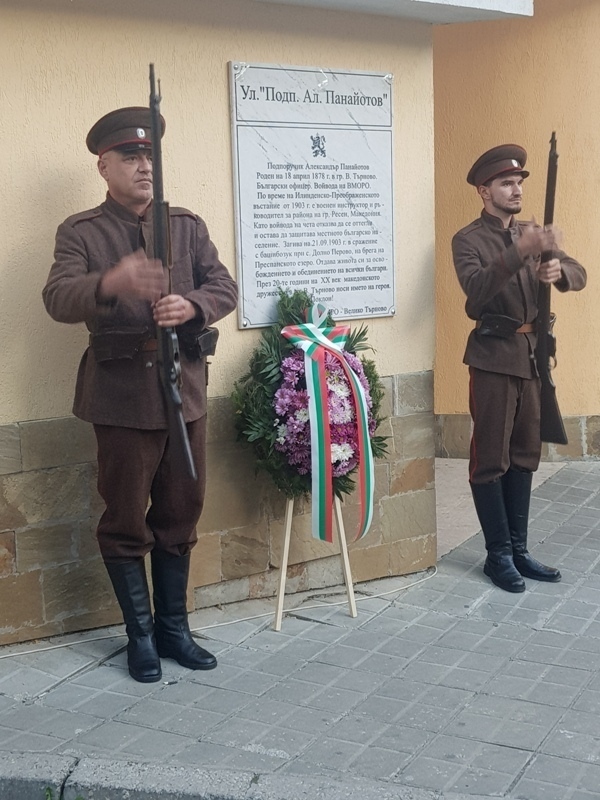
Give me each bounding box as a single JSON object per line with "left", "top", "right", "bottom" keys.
{"left": 512, "top": 159, "right": 521, "bottom": 168}
{"left": 136, "top": 128, "right": 146, "bottom": 139}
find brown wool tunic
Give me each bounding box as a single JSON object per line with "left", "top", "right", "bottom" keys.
{"left": 453, "top": 210, "right": 586, "bottom": 483}
{"left": 452, "top": 210, "right": 586, "bottom": 379}
{"left": 43, "top": 193, "right": 238, "bottom": 429}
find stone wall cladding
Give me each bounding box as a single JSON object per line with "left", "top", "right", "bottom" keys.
{"left": 194, "top": 370, "right": 437, "bottom": 610}
{"left": 1, "top": 372, "right": 437, "bottom": 644}
{"left": 0, "top": 420, "right": 116, "bottom": 645}
{"left": 435, "top": 413, "right": 597, "bottom": 461}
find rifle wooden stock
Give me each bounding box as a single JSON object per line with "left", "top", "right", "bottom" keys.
{"left": 537, "top": 312, "right": 567, "bottom": 444}
{"left": 150, "top": 64, "right": 197, "bottom": 479}
{"left": 535, "top": 132, "right": 568, "bottom": 445}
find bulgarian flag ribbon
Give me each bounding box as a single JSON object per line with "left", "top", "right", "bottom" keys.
{"left": 281, "top": 304, "right": 375, "bottom": 543}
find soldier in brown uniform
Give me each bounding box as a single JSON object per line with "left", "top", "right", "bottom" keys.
{"left": 452, "top": 144, "right": 586, "bottom": 593}
{"left": 43, "top": 108, "right": 238, "bottom": 681}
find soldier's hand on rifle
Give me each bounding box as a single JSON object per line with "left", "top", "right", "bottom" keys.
{"left": 538, "top": 257, "right": 562, "bottom": 284}
{"left": 153, "top": 294, "right": 197, "bottom": 327}
{"left": 97, "top": 249, "right": 165, "bottom": 302}
{"left": 515, "top": 220, "right": 557, "bottom": 259}
{"left": 544, "top": 224, "right": 564, "bottom": 251}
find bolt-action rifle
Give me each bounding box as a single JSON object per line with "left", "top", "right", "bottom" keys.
{"left": 149, "top": 63, "right": 197, "bottom": 479}
{"left": 535, "top": 132, "right": 568, "bottom": 445}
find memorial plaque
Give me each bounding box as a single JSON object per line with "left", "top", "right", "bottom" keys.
{"left": 229, "top": 62, "right": 395, "bottom": 328}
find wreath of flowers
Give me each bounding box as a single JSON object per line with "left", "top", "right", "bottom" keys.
{"left": 232, "top": 289, "right": 388, "bottom": 501}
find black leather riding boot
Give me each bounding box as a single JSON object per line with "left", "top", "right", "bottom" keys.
{"left": 471, "top": 480, "right": 525, "bottom": 592}
{"left": 105, "top": 560, "right": 162, "bottom": 683}
{"left": 151, "top": 550, "right": 217, "bottom": 670}
{"left": 502, "top": 468, "right": 561, "bottom": 582}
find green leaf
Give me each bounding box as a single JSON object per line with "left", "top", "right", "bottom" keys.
{"left": 344, "top": 324, "right": 371, "bottom": 354}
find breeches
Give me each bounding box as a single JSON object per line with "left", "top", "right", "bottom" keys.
{"left": 94, "top": 416, "right": 207, "bottom": 562}
{"left": 468, "top": 367, "right": 541, "bottom": 484}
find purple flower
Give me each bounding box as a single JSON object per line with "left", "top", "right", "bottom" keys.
{"left": 274, "top": 387, "right": 296, "bottom": 416}
{"left": 273, "top": 345, "right": 377, "bottom": 480}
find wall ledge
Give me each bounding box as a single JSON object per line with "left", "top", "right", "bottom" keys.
{"left": 251, "top": 0, "right": 533, "bottom": 24}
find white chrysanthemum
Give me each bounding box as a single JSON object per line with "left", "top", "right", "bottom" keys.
{"left": 331, "top": 442, "right": 354, "bottom": 463}
{"left": 276, "top": 424, "right": 288, "bottom": 445}
{"left": 295, "top": 408, "right": 309, "bottom": 423}
{"left": 327, "top": 379, "right": 350, "bottom": 399}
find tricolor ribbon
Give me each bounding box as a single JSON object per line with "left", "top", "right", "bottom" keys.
{"left": 281, "top": 304, "right": 375, "bottom": 543}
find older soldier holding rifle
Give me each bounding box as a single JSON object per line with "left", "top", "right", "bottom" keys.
{"left": 43, "top": 104, "right": 238, "bottom": 681}
{"left": 452, "top": 143, "right": 586, "bottom": 593}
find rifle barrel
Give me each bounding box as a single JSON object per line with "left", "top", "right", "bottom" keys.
{"left": 149, "top": 63, "right": 198, "bottom": 479}
{"left": 543, "top": 131, "right": 558, "bottom": 228}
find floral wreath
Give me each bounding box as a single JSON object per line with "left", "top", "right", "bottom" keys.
{"left": 232, "top": 289, "right": 387, "bottom": 542}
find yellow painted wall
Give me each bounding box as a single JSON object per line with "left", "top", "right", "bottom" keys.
{"left": 0, "top": 0, "right": 434, "bottom": 427}
{"left": 434, "top": 0, "right": 597, "bottom": 415}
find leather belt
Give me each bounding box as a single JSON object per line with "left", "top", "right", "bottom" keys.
{"left": 475, "top": 321, "right": 536, "bottom": 334}
{"left": 88, "top": 335, "right": 158, "bottom": 351}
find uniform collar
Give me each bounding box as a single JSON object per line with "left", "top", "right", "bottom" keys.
{"left": 104, "top": 192, "right": 153, "bottom": 224}
{"left": 480, "top": 209, "right": 515, "bottom": 230}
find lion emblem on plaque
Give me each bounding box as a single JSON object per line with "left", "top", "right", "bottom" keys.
{"left": 311, "top": 133, "right": 326, "bottom": 158}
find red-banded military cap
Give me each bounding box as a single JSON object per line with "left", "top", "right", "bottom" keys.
{"left": 86, "top": 107, "right": 166, "bottom": 157}
{"left": 467, "top": 144, "right": 529, "bottom": 187}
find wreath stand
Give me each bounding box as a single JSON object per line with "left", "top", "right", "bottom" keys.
{"left": 273, "top": 495, "right": 357, "bottom": 631}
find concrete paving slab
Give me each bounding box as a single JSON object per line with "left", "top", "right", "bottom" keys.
{"left": 2, "top": 458, "right": 600, "bottom": 799}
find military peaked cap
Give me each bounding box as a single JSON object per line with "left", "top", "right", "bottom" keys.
{"left": 86, "top": 106, "right": 166, "bottom": 156}
{"left": 467, "top": 144, "right": 529, "bottom": 187}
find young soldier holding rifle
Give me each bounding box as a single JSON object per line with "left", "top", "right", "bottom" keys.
{"left": 452, "top": 143, "right": 586, "bottom": 593}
